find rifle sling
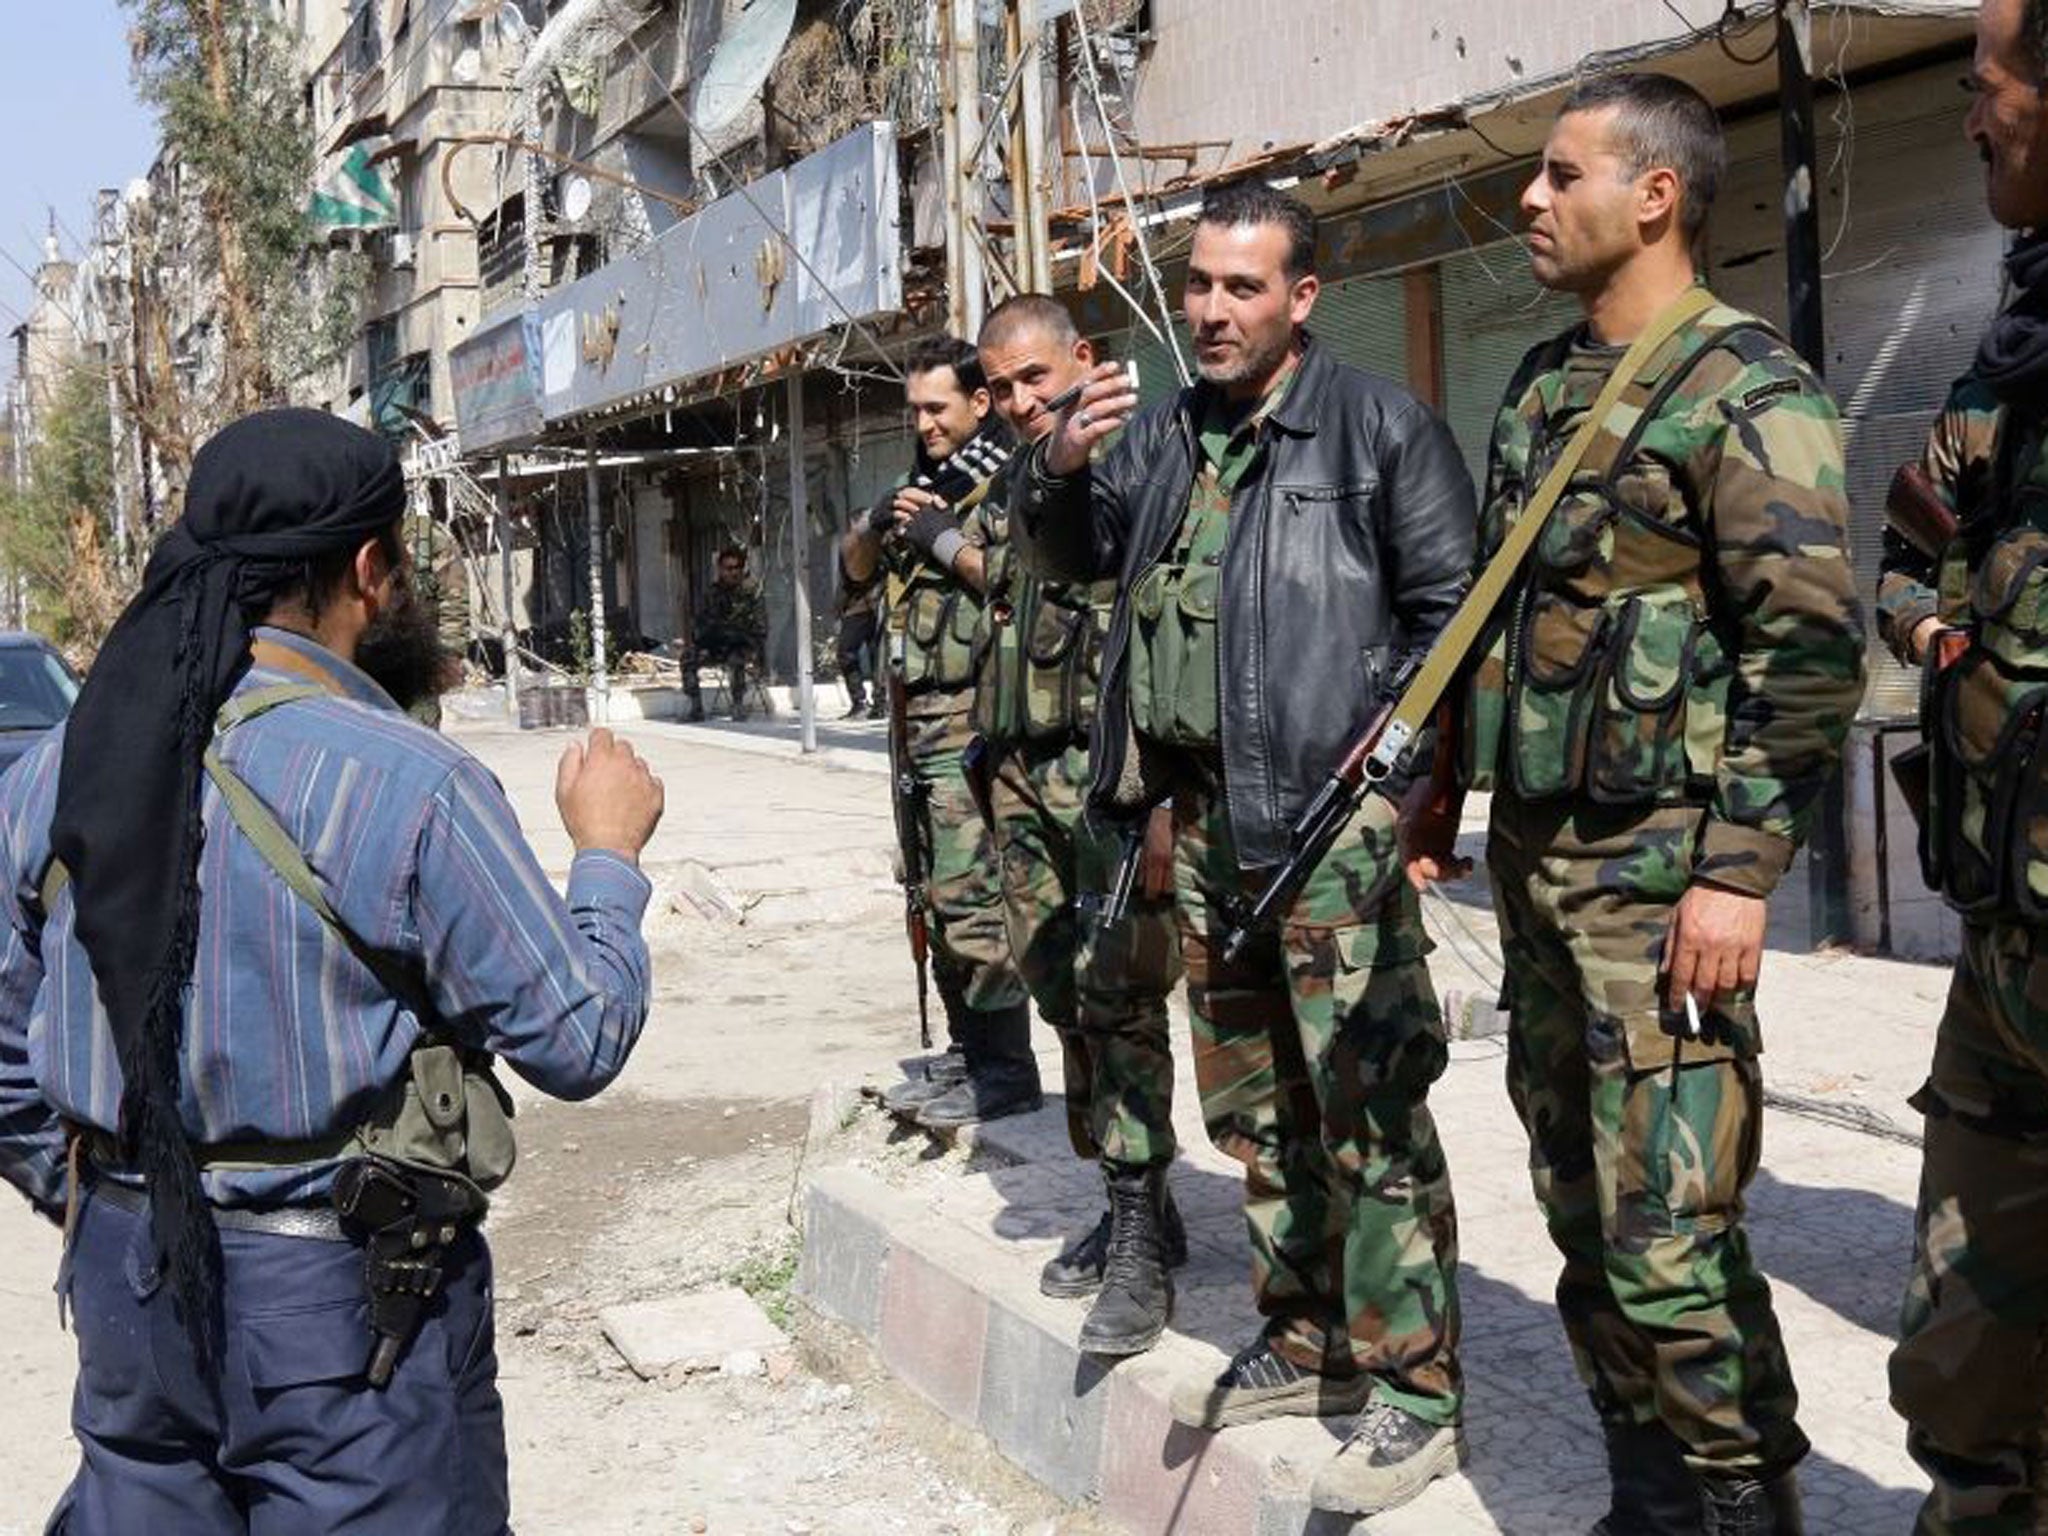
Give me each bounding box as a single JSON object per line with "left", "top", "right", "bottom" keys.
{"left": 1364, "top": 286, "right": 1718, "bottom": 779}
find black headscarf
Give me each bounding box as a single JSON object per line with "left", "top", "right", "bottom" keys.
{"left": 1976, "top": 233, "right": 2048, "bottom": 411}
{"left": 52, "top": 408, "right": 406, "bottom": 1357}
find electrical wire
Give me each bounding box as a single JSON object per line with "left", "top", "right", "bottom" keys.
{"left": 1069, "top": 1, "right": 1191, "bottom": 385}
{"left": 612, "top": 15, "right": 908, "bottom": 384}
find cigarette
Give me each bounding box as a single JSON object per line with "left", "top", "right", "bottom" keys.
{"left": 1043, "top": 360, "right": 1141, "bottom": 418}
{"left": 1683, "top": 992, "right": 1703, "bottom": 1038}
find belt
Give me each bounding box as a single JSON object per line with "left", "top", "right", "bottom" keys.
{"left": 85, "top": 1167, "right": 350, "bottom": 1243}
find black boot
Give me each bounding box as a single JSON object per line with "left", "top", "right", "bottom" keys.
{"left": 1078, "top": 1167, "right": 1173, "bottom": 1356}
{"left": 728, "top": 663, "right": 750, "bottom": 721}
{"left": 1588, "top": 1420, "right": 1703, "bottom": 1536}
{"left": 1040, "top": 1179, "right": 1189, "bottom": 1297}
{"left": 917, "top": 1004, "right": 1041, "bottom": 1128}
{"left": 1698, "top": 1470, "right": 1803, "bottom": 1536}
{"left": 684, "top": 693, "right": 705, "bottom": 723}
{"left": 880, "top": 1046, "right": 967, "bottom": 1115}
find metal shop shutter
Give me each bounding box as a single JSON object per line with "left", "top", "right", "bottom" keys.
{"left": 1310, "top": 272, "right": 1409, "bottom": 386}
{"left": 1712, "top": 66, "right": 2004, "bottom": 722}
{"left": 1438, "top": 244, "right": 1582, "bottom": 489}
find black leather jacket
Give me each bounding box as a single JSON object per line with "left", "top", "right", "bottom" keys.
{"left": 1016, "top": 334, "right": 1476, "bottom": 869}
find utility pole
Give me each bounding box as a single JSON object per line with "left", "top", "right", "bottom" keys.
{"left": 1776, "top": 0, "right": 1849, "bottom": 948}
{"left": 584, "top": 434, "right": 609, "bottom": 725}
{"left": 787, "top": 375, "right": 816, "bottom": 753}
{"left": 1007, "top": 0, "right": 1053, "bottom": 293}
{"left": 496, "top": 456, "right": 522, "bottom": 727}
{"left": 940, "top": 0, "right": 987, "bottom": 338}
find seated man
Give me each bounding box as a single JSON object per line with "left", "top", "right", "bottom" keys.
{"left": 683, "top": 544, "right": 767, "bottom": 722}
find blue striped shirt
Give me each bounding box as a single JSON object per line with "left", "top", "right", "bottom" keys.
{"left": 0, "top": 626, "right": 653, "bottom": 1211}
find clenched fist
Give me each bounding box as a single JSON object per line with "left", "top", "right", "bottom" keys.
{"left": 555, "top": 728, "right": 665, "bottom": 860}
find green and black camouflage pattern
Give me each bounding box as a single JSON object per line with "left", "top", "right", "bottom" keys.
{"left": 905, "top": 701, "right": 1028, "bottom": 1015}
{"left": 1881, "top": 370, "right": 2048, "bottom": 1531}
{"left": 1489, "top": 792, "right": 1805, "bottom": 1474}
{"left": 988, "top": 741, "right": 1179, "bottom": 1167}
{"left": 1890, "top": 919, "right": 2048, "bottom": 1535}
{"left": 1172, "top": 757, "right": 1462, "bottom": 1425}
{"left": 1465, "top": 292, "right": 1866, "bottom": 899}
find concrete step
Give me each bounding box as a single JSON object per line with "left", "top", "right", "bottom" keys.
{"left": 795, "top": 1025, "right": 1931, "bottom": 1534}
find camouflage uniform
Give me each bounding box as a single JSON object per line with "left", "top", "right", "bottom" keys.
{"left": 1462, "top": 289, "right": 1866, "bottom": 1474}
{"left": 682, "top": 575, "right": 768, "bottom": 716}
{"left": 1880, "top": 378, "right": 2048, "bottom": 1534}
{"left": 1133, "top": 370, "right": 1463, "bottom": 1424}
{"left": 968, "top": 482, "right": 1180, "bottom": 1167}
{"left": 404, "top": 508, "right": 468, "bottom": 730}
{"left": 880, "top": 469, "right": 1031, "bottom": 1060}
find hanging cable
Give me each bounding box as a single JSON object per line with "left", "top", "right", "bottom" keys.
{"left": 1068, "top": 3, "right": 1191, "bottom": 385}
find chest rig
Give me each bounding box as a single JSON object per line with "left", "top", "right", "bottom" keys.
{"left": 970, "top": 500, "right": 1114, "bottom": 747}
{"left": 1461, "top": 308, "right": 1779, "bottom": 808}
{"left": 1921, "top": 407, "right": 2048, "bottom": 925}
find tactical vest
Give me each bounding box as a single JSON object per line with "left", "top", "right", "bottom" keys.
{"left": 1920, "top": 408, "right": 2048, "bottom": 925}
{"left": 889, "top": 473, "right": 998, "bottom": 697}
{"left": 970, "top": 503, "right": 1113, "bottom": 746}
{"left": 45, "top": 681, "right": 517, "bottom": 1196}
{"left": 1461, "top": 307, "right": 1780, "bottom": 807}
{"left": 1126, "top": 471, "right": 1229, "bottom": 752}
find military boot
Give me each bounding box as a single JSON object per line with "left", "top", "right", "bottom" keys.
{"left": 1698, "top": 1470, "right": 1803, "bottom": 1536}
{"left": 1040, "top": 1179, "right": 1189, "bottom": 1298}
{"left": 917, "top": 1005, "right": 1042, "bottom": 1128}
{"left": 1078, "top": 1167, "right": 1174, "bottom": 1356}
{"left": 880, "top": 1046, "right": 967, "bottom": 1115}
{"left": 1588, "top": 1419, "right": 1703, "bottom": 1536}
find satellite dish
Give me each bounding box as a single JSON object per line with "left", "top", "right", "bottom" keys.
{"left": 562, "top": 174, "right": 593, "bottom": 223}
{"left": 690, "top": 0, "right": 798, "bottom": 138}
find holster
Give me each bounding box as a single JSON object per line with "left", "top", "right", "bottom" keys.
{"left": 332, "top": 1154, "right": 489, "bottom": 1388}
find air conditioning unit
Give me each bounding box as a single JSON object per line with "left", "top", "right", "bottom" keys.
{"left": 389, "top": 231, "right": 417, "bottom": 270}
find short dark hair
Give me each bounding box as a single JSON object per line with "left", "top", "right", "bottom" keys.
{"left": 1560, "top": 72, "right": 1726, "bottom": 238}
{"left": 978, "top": 294, "right": 1080, "bottom": 352}
{"left": 269, "top": 524, "right": 404, "bottom": 622}
{"left": 905, "top": 336, "right": 985, "bottom": 395}
{"left": 2024, "top": 0, "right": 2048, "bottom": 76}
{"left": 717, "top": 543, "right": 747, "bottom": 566}
{"left": 1196, "top": 180, "right": 1317, "bottom": 281}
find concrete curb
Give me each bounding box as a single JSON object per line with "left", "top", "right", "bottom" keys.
{"left": 798, "top": 1164, "right": 1338, "bottom": 1534}
{"left": 628, "top": 719, "right": 887, "bottom": 777}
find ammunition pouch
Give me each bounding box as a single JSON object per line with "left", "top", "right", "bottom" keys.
{"left": 1128, "top": 556, "right": 1222, "bottom": 750}
{"left": 1920, "top": 521, "right": 2048, "bottom": 924}
{"left": 898, "top": 568, "right": 985, "bottom": 693}
{"left": 972, "top": 558, "right": 1108, "bottom": 747}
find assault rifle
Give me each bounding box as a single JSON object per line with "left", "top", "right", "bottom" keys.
{"left": 1220, "top": 652, "right": 1420, "bottom": 962}
{"left": 1212, "top": 286, "right": 1720, "bottom": 963}
{"left": 884, "top": 663, "right": 934, "bottom": 1049}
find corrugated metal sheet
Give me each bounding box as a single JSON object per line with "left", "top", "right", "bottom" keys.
{"left": 1311, "top": 272, "right": 1410, "bottom": 385}
{"left": 1439, "top": 244, "right": 1580, "bottom": 487}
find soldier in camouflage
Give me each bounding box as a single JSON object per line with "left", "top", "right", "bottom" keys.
{"left": 401, "top": 502, "right": 469, "bottom": 730}
{"left": 1879, "top": 5, "right": 2048, "bottom": 1529}
{"left": 682, "top": 545, "right": 767, "bottom": 722}
{"left": 843, "top": 339, "right": 1038, "bottom": 1127}
{"left": 1021, "top": 182, "right": 1474, "bottom": 1519}
{"left": 970, "top": 294, "right": 1185, "bottom": 1357}
{"left": 1411, "top": 76, "right": 1865, "bottom": 1535}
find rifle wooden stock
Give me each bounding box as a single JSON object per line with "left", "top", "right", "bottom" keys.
{"left": 1886, "top": 462, "right": 1960, "bottom": 561}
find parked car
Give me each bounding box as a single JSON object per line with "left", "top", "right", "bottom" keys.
{"left": 0, "top": 632, "right": 80, "bottom": 778}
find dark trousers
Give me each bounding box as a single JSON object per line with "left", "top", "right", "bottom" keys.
{"left": 836, "top": 610, "right": 881, "bottom": 705}
{"left": 48, "top": 1183, "right": 509, "bottom": 1535}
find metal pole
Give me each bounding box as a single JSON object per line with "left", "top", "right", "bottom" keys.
{"left": 495, "top": 455, "right": 521, "bottom": 727}
{"left": 787, "top": 374, "right": 816, "bottom": 754}
{"left": 1012, "top": 0, "right": 1053, "bottom": 293}
{"left": 584, "top": 434, "right": 610, "bottom": 725}
{"left": 943, "top": 0, "right": 987, "bottom": 337}
{"left": 1777, "top": 0, "right": 1848, "bottom": 948}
